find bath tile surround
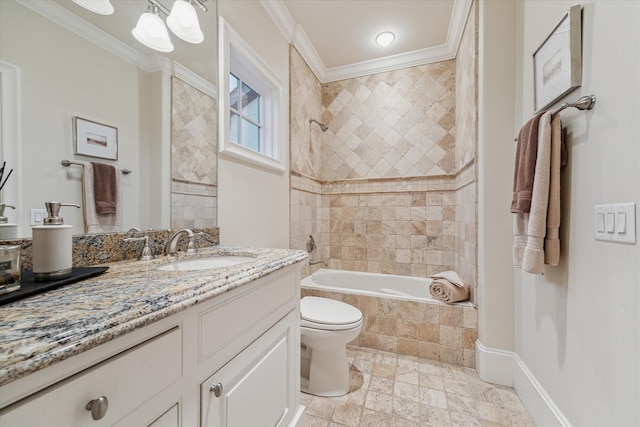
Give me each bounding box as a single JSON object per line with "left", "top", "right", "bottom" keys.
{"left": 302, "top": 287, "right": 477, "bottom": 368}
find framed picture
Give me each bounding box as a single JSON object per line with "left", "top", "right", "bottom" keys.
{"left": 73, "top": 116, "right": 118, "bottom": 160}
{"left": 533, "top": 5, "right": 582, "bottom": 112}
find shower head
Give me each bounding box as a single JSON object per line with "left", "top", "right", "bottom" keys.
{"left": 309, "top": 118, "right": 328, "bottom": 132}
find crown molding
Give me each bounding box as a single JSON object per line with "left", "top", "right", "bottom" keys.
{"left": 265, "top": 0, "right": 473, "bottom": 83}
{"left": 173, "top": 62, "right": 218, "bottom": 99}
{"left": 447, "top": 0, "right": 474, "bottom": 56}
{"left": 321, "top": 44, "right": 455, "bottom": 83}
{"left": 290, "top": 24, "right": 327, "bottom": 82}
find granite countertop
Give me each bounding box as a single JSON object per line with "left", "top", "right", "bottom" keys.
{"left": 0, "top": 246, "right": 308, "bottom": 386}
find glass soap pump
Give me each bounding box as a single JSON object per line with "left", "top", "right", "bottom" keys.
{"left": 32, "top": 201, "right": 80, "bottom": 282}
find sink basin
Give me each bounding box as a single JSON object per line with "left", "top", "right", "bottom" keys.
{"left": 157, "top": 256, "right": 256, "bottom": 272}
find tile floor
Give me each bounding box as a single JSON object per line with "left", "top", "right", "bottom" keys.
{"left": 301, "top": 346, "right": 536, "bottom": 427}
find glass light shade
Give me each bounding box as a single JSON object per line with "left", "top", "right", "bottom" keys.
{"left": 72, "top": 0, "right": 114, "bottom": 15}
{"left": 375, "top": 31, "right": 395, "bottom": 47}
{"left": 132, "top": 12, "right": 174, "bottom": 53}
{"left": 166, "top": 0, "right": 204, "bottom": 44}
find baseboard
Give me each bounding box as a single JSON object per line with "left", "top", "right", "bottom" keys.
{"left": 475, "top": 339, "right": 515, "bottom": 386}
{"left": 290, "top": 404, "right": 306, "bottom": 427}
{"left": 475, "top": 340, "right": 572, "bottom": 427}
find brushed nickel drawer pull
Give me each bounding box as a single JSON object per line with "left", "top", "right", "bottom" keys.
{"left": 86, "top": 396, "right": 109, "bottom": 420}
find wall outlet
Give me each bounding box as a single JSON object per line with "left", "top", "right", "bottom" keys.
{"left": 30, "top": 209, "right": 48, "bottom": 226}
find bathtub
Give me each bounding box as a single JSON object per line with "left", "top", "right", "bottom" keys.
{"left": 302, "top": 268, "right": 470, "bottom": 305}
{"left": 300, "top": 268, "right": 476, "bottom": 366}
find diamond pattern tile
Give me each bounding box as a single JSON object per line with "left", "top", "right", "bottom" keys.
{"left": 320, "top": 62, "right": 457, "bottom": 181}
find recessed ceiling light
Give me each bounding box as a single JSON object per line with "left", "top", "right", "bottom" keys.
{"left": 375, "top": 31, "right": 395, "bottom": 47}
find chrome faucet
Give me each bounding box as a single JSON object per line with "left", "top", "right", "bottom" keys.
{"left": 164, "top": 229, "right": 198, "bottom": 255}
{"left": 309, "top": 259, "right": 327, "bottom": 267}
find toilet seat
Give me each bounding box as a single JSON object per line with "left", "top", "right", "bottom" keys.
{"left": 301, "top": 296, "right": 363, "bottom": 331}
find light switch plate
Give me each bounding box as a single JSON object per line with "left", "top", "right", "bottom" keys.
{"left": 30, "top": 209, "right": 48, "bottom": 226}
{"left": 594, "top": 203, "right": 636, "bottom": 243}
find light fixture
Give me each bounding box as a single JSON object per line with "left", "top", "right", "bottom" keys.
{"left": 72, "top": 0, "right": 114, "bottom": 15}
{"left": 167, "top": 0, "right": 204, "bottom": 44}
{"left": 132, "top": 0, "right": 208, "bottom": 53}
{"left": 375, "top": 31, "right": 395, "bottom": 47}
{"left": 132, "top": 4, "right": 174, "bottom": 53}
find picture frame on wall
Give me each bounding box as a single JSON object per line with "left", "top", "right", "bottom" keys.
{"left": 533, "top": 5, "right": 582, "bottom": 112}
{"left": 73, "top": 116, "right": 118, "bottom": 160}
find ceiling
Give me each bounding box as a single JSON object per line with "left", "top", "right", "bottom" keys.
{"left": 269, "top": 0, "right": 472, "bottom": 82}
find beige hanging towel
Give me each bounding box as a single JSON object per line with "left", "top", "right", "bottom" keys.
{"left": 513, "top": 112, "right": 565, "bottom": 274}
{"left": 511, "top": 110, "right": 547, "bottom": 213}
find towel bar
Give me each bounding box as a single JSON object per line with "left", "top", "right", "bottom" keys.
{"left": 514, "top": 94, "right": 596, "bottom": 141}
{"left": 61, "top": 160, "right": 132, "bottom": 175}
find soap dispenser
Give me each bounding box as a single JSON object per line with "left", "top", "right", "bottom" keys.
{"left": 0, "top": 202, "right": 17, "bottom": 239}
{"left": 32, "top": 201, "right": 80, "bottom": 282}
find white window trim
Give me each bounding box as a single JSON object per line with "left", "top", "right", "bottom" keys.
{"left": 218, "top": 16, "right": 286, "bottom": 174}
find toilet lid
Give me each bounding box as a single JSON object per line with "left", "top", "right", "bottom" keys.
{"left": 301, "top": 296, "right": 363, "bottom": 326}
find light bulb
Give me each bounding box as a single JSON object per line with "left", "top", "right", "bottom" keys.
{"left": 167, "top": 0, "right": 204, "bottom": 44}
{"left": 375, "top": 31, "right": 395, "bottom": 47}
{"left": 132, "top": 11, "right": 174, "bottom": 53}
{"left": 72, "top": 0, "right": 114, "bottom": 15}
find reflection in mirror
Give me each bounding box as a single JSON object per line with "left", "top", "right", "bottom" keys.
{"left": 0, "top": 0, "right": 218, "bottom": 238}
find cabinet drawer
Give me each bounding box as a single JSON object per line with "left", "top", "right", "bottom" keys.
{"left": 0, "top": 326, "right": 182, "bottom": 427}
{"left": 199, "top": 270, "right": 296, "bottom": 361}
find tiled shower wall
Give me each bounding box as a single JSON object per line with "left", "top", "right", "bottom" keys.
{"left": 291, "top": 46, "right": 465, "bottom": 277}
{"left": 171, "top": 77, "right": 218, "bottom": 229}
{"left": 290, "top": 46, "right": 324, "bottom": 278}
{"left": 320, "top": 179, "right": 456, "bottom": 277}
{"left": 319, "top": 61, "right": 456, "bottom": 180}
{"left": 454, "top": 1, "right": 478, "bottom": 291}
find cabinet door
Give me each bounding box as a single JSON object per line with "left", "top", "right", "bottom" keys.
{"left": 201, "top": 311, "right": 296, "bottom": 427}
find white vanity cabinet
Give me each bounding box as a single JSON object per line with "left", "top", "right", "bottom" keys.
{"left": 0, "top": 262, "right": 303, "bottom": 427}
{"left": 201, "top": 311, "right": 296, "bottom": 427}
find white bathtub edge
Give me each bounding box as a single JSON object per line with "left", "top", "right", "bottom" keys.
{"left": 475, "top": 340, "right": 572, "bottom": 427}
{"left": 301, "top": 269, "right": 473, "bottom": 307}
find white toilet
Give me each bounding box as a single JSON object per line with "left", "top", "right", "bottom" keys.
{"left": 300, "top": 296, "right": 363, "bottom": 397}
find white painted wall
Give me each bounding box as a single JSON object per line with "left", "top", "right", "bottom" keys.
{"left": 217, "top": 0, "right": 290, "bottom": 248}
{"left": 480, "top": 1, "right": 640, "bottom": 425}
{"left": 477, "top": 0, "right": 517, "bottom": 353}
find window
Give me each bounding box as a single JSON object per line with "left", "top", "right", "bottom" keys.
{"left": 229, "top": 73, "right": 261, "bottom": 152}
{"left": 218, "top": 17, "right": 286, "bottom": 173}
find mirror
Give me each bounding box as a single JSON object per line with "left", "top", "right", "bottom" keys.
{"left": 0, "top": 0, "right": 218, "bottom": 238}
